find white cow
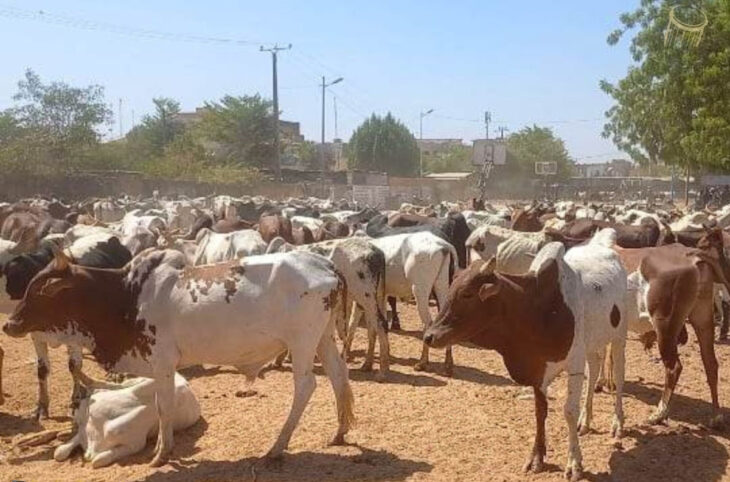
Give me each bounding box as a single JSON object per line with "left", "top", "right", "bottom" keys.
{"left": 370, "top": 232, "right": 457, "bottom": 374}
{"left": 466, "top": 225, "right": 546, "bottom": 274}
{"left": 93, "top": 200, "right": 125, "bottom": 223}
{"left": 193, "top": 228, "right": 267, "bottom": 265}
{"left": 54, "top": 373, "right": 201, "bottom": 468}
{"left": 4, "top": 249, "right": 354, "bottom": 466}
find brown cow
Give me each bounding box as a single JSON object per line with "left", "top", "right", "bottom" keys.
{"left": 510, "top": 206, "right": 545, "bottom": 232}
{"left": 616, "top": 228, "right": 730, "bottom": 427}
{"left": 560, "top": 217, "right": 665, "bottom": 248}
{"left": 257, "top": 215, "right": 294, "bottom": 244}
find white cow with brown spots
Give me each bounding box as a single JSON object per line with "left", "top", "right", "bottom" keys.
{"left": 3, "top": 249, "right": 353, "bottom": 467}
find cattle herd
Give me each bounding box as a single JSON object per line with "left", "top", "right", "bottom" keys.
{"left": 1, "top": 194, "right": 730, "bottom": 479}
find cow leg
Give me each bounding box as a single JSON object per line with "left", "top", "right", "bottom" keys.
{"left": 578, "top": 351, "right": 601, "bottom": 435}
{"left": 563, "top": 369, "right": 584, "bottom": 482}
{"left": 362, "top": 324, "right": 376, "bottom": 373}
{"left": 150, "top": 372, "right": 176, "bottom": 467}
{"left": 92, "top": 438, "right": 147, "bottom": 468}
{"left": 523, "top": 386, "right": 547, "bottom": 473}
{"left": 433, "top": 286, "right": 454, "bottom": 378}
{"left": 648, "top": 330, "right": 682, "bottom": 425}
{"left": 610, "top": 338, "right": 626, "bottom": 439}
{"left": 32, "top": 338, "right": 50, "bottom": 420}
{"left": 67, "top": 346, "right": 83, "bottom": 414}
{"left": 341, "top": 305, "right": 361, "bottom": 362}
{"left": 388, "top": 296, "right": 400, "bottom": 331}
{"left": 317, "top": 331, "right": 355, "bottom": 446}
{"left": 721, "top": 300, "right": 730, "bottom": 341}
{"left": 266, "top": 346, "right": 317, "bottom": 459}
{"left": 0, "top": 344, "right": 4, "bottom": 405}
{"left": 692, "top": 322, "right": 723, "bottom": 427}
{"left": 413, "top": 288, "right": 433, "bottom": 372}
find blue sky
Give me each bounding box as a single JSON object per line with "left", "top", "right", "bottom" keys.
{"left": 0, "top": 1, "right": 638, "bottom": 162}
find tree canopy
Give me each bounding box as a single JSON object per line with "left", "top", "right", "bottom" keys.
{"left": 506, "top": 125, "right": 574, "bottom": 179}
{"left": 126, "top": 97, "right": 184, "bottom": 157}
{"left": 423, "top": 144, "right": 472, "bottom": 174}
{"left": 347, "top": 113, "right": 419, "bottom": 176}
{"left": 602, "top": 0, "right": 730, "bottom": 172}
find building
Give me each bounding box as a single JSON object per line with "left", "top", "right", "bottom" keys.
{"left": 173, "top": 107, "right": 303, "bottom": 142}
{"left": 575, "top": 159, "right": 633, "bottom": 178}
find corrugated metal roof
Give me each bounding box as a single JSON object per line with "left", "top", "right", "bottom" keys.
{"left": 424, "top": 172, "right": 474, "bottom": 180}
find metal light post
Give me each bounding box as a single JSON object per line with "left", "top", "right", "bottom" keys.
{"left": 419, "top": 109, "right": 434, "bottom": 179}
{"left": 320, "top": 76, "right": 343, "bottom": 183}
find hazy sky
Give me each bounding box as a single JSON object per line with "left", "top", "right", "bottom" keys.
{"left": 0, "top": 1, "right": 639, "bottom": 163}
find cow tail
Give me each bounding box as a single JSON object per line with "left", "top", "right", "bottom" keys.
{"left": 447, "top": 248, "right": 456, "bottom": 285}
{"left": 332, "top": 271, "right": 349, "bottom": 343}
{"left": 376, "top": 262, "right": 388, "bottom": 333}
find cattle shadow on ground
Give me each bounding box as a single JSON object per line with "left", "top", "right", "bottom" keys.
{"left": 623, "top": 381, "right": 730, "bottom": 438}
{"left": 386, "top": 354, "right": 514, "bottom": 387}
{"left": 583, "top": 427, "right": 728, "bottom": 482}
{"left": 140, "top": 445, "right": 433, "bottom": 482}
{"left": 345, "top": 366, "right": 447, "bottom": 387}
{"left": 0, "top": 411, "right": 42, "bottom": 437}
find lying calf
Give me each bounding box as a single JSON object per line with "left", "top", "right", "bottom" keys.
{"left": 55, "top": 373, "right": 200, "bottom": 468}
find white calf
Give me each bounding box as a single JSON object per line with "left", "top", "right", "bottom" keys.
{"left": 55, "top": 373, "right": 200, "bottom": 468}
{"left": 193, "top": 228, "right": 266, "bottom": 265}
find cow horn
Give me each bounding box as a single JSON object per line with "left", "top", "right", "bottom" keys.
{"left": 480, "top": 257, "right": 496, "bottom": 274}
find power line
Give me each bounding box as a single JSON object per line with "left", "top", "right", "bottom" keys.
{"left": 0, "top": 4, "right": 267, "bottom": 46}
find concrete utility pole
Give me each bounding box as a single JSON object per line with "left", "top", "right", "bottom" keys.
{"left": 333, "top": 96, "right": 339, "bottom": 139}
{"left": 260, "top": 43, "right": 291, "bottom": 181}
{"left": 320, "top": 76, "right": 343, "bottom": 178}
{"left": 484, "top": 111, "right": 491, "bottom": 139}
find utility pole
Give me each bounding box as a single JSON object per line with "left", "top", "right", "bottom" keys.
{"left": 260, "top": 43, "right": 291, "bottom": 181}
{"left": 118, "top": 98, "right": 123, "bottom": 138}
{"left": 333, "top": 96, "right": 339, "bottom": 140}
{"left": 320, "top": 76, "right": 343, "bottom": 181}
{"left": 484, "top": 111, "right": 491, "bottom": 139}
{"left": 497, "top": 126, "right": 509, "bottom": 140}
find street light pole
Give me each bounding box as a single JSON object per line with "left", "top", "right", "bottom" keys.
{"left": 419, "top": 109, "right": 434, "bottom": 179}
{"left": 320, "top": 76, "right": 343, "bottom": 182}
{"left": 260, "top": 43, "right": 291, "bottom": 181}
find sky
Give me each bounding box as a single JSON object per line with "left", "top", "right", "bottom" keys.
{"left": 0, "top": 1, "right": 640, "bottom": 163}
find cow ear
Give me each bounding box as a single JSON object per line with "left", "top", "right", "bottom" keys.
{"left": 39, "top": 277, "right": 71, "bottom": 297}
{"left": 51, "top": 247, "right": 71, "bottom": 272}
{"left": 480, "top": 257, "right": 496, "bottom": 274}
{"left": 478, "top": 282, "right": 500, "bottom": 302}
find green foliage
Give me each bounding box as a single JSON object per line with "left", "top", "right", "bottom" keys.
{"left": 197, "top": 94, "right": 275, "bottom": 168}
{"left": 347, "top": 113, "right": 419, "bottom": 176}
{"left": 126, "top": 97, "right": 184, "bottom": 158}
{"left": 423, "top": 144, "right": 472, "bottom": 173}
{"left": 602, "top": 0, "right": 730, "bottom": 171}
{"left": 506, "top": 125, "right": 574, "bottom": 179}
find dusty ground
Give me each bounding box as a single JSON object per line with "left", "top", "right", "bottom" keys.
{"left": 2, "top": 305, "right": 730, "bottom": 482}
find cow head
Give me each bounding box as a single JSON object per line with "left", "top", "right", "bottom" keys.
{"left": 3, "top": 249, "right": 76, "bottom": 337}
{"left": 424, "top": 258, "right": 503, "bottom": 348}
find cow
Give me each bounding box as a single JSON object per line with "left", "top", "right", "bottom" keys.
{"left": 558, "top": 217, "right": 668, "bottom": 248}
{"left": 258, "top": 214, "right": 294, "bottom": 244}
{"left": 423, "top": 239, "right": 626, "bottom": 481}
{"left": 3, "top": 249, "right": 354, "bottom": 466}
{"left": 370, "top": 232, "right": 457, "bottom": 375}
{"left": 54, "top": 373, "right": 201, "bottom": 468}
{"left": 268, "top": 237, "right": 389, "bottom": 379}
{"left": 193, "top": 228, "right": 267, "bottom": 265}
{"left": 1, "top": 235, "right": 132, "bottom": 418}
{"left": 620, "top": 228, "right": 730, "bottom": 427}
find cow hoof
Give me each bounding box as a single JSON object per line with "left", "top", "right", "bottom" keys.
{"left": 263, "top": 452, "right": 284, "bottom": 468}
{"left": 391, "top": 323, "right": 401, "bottom": 332}
{"left": 360, "top": 362, "right": 373, "bottom": 373}
{"left": 647, "top": 412, "right": 667, "bottom": 426}
{"left": 710, "top": 414, "right": 724, "bottom": 429}
{"left": 565, "top": 463, "right": 583, "bottom": 482}
{"left": 523, "top": 454, "right": 544, "bottom": 474}
{"left": 443, "top": 367, "right": 454, "bottom": 378}
{"left": 611, "top": 422, "right": 624, "bottom": 440}
{"left": 34, "top": 405, "right": 49, "bottom": 421}
{"left": 413, "top": 362, "right": 427, "bottom": 372}
{"left": 329, "top": 433, "right": 346, "bottom": 446}
{"left": 150, "top": 453, "right": 169, "bottom": 467}
{"left": 578, "top": 423, "right": 591, "bottom": 436}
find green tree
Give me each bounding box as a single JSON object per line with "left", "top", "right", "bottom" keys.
{"left": 347, "top": 113, "right": 419, "bottom": 176}
{"left": 602, "top": 1, "right": 730, "bottom": 172}
{"left": 126, "top": 97, "right": 185, "bottom": 157}
{"left": 423, "top": 144, "right": 472, "bottom": 173}
{"left": 197, "top": 94, "right": 275, "bottom": 168}
{"left": 506, "top": 125, "right": 574, "bottom": 179}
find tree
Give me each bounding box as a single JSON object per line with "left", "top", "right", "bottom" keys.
{"left": 423, "top": 144, "right": 472, "bottom": 173}
{"left": 506, "top": 125, "right": 574, "bottom": 179}
{"left": 126, "top": 97, "right": 185, "bottom": 156}
{"left": 347, "top": 113, "right": 419, "bottom": 176}
{"left": 0, "top": 69, "right": 112, "bottom": 172}
{"left": 197, "top": 94, "right": 275, "bottom": 168}
{"left": 602, "top": 1, "right": 730, "bottom": 172}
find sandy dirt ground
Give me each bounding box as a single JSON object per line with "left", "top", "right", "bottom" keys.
{"left": 1, "top": 305, "right": 730, "bottom": 482}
